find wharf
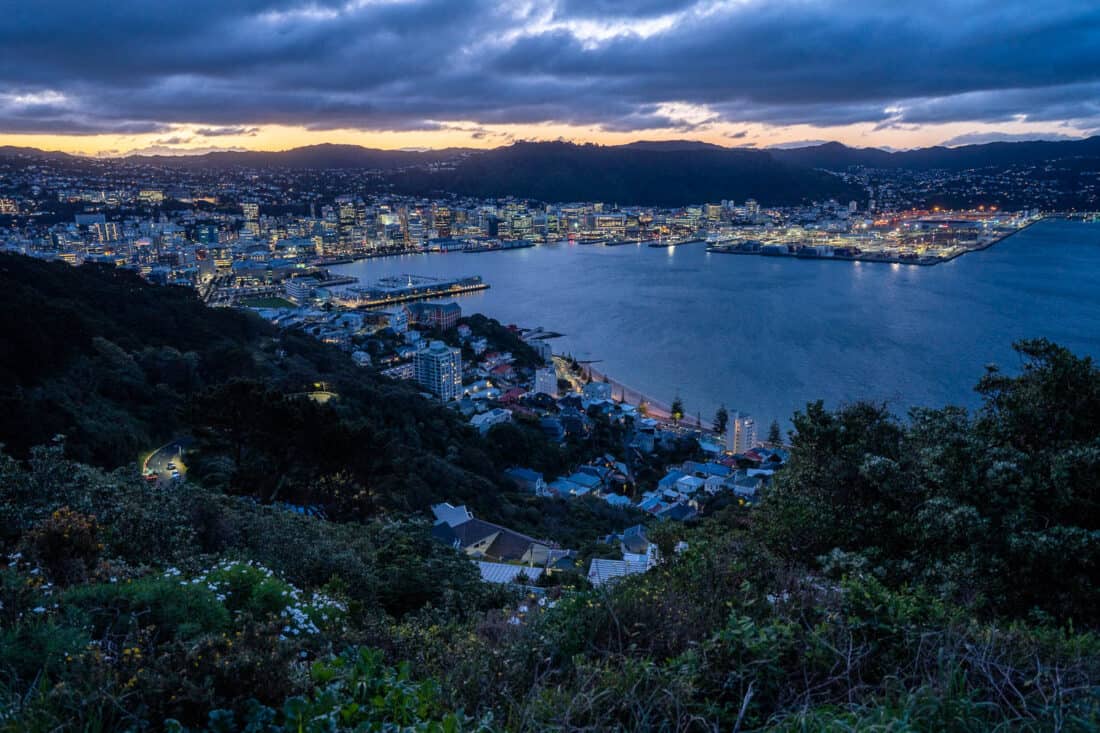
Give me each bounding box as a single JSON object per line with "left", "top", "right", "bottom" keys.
{"left": 315, "top": 275, "right": 358, "bottom": 287}
{"left": 341, "top": 274, "right": 489, "bottom": 308}
{"left": 647, "top": 238, "right": 705, "bottom": 248}
{"left": 705, "top": 218, "right": 1043, "bottom": 266}
{"left": 462, "top": 240, "right": 535, "bottom": 253}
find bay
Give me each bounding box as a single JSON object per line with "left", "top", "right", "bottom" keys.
{"left": 332, "top": 218, "right": 1100, "bottom": 427}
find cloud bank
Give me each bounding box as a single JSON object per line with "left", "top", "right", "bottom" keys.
{"left": 0, "top": 0, "right": 1097, "bottom": 142}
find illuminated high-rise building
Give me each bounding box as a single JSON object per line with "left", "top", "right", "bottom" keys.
{"left": 727, "top": 411, "right": 757, "bottom": 454}
{"left": 241, "top": 202, "right": 260, "bottom": 237}
{"left": 415, "top": 340, "right": 462, "bottom": 402}
{"left": 336, "top": 197, "right": 358, "bottom": 249}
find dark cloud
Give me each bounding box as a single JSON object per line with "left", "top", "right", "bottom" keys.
{"left": 0, "top": 1, "right": 1097, "bottom": 137}
{"left": 553, "top": 0, "right": 697, "bottom": 18}
{"left": 195, "top": 126, "right": 260, "bottom": 136}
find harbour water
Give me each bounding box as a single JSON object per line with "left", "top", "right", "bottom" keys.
{"left": 333, "top": 218, "right": 1100, "bottom": 427}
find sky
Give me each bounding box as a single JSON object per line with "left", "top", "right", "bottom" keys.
{"left": 1, "top": 0, "right": 1099, "bottom": 156}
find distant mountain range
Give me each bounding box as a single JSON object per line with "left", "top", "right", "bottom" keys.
{"left": 769, "top": 136, "right": 1100, "bottom": 170}
{"left": 4, "top": 135, "right": 1100, "bottom": 206}
{"left": 123, "top": 143, "right": 476, "bottom": 170}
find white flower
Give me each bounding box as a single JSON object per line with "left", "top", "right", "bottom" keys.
{"left": 31, "top": 606, "right": 46, "bottom": 614}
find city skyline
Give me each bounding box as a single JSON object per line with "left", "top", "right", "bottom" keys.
{"left": 2, "top": 0, "right": 1099, "bottom": 156}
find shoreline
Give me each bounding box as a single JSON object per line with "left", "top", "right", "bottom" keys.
{"left": 705, "top": 217, "right": 1045, "bottom": 267}
{"left": 558, "top": 356, "right": 710, "bottom": 432}
{"left": 647, "top": 238, "right": 706, "bottom": 248}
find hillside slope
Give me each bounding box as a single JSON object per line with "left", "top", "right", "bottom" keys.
{"left": 391, "top": 141, "right": 860, "bottom": 206}
{"left": 0, "top": 254, "right": 502, "bottom": 514}
{"left": 772, "top": 135, "right": 1100, "bottom": 170}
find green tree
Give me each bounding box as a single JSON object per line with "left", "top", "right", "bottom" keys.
{"left": 756, "top": 340, "right": 1100, "bottom": 624}
{"left": 767, "top": 419, "right": 782, "bottom": 444}
{"left": 670, "top": 395, "right": 684, "bottom": 423}
{"left": 713, "top": 405, "right": 730, "bottom": 435}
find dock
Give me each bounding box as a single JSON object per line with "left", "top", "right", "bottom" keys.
{"left": 704, "top": 219, "right": 1043, "bottom": 266}
{"left": 647, "top": 238, "right": 705, "bottom": 248}
{"left": 338, "top": 274, "right": 489, "bottom": 308}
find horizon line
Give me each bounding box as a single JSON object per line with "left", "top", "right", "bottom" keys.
{"left": 2, "top": 133, "right": 1095, "bottom": 160}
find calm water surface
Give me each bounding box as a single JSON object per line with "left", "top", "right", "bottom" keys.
{"left": 333, "top": 219, "right": 1100, "bottom": 426}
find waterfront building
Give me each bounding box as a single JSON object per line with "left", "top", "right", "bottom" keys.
{"left": 583, "top": 381, "right": 613, "bottom": 403}
{"left": 531, "top": 339, "right": 553, "bottom": 364}
{"left": 284, "top": 276, "right": 318, "bottom": 303}
{"left": 408, "top": 301, "right": 462, "bottom": 330}
{"left": 415, "top": 340, "right": 463, "bottom": 401}
{"left": 534, "top": 367, "right": 558, "bottom": 398}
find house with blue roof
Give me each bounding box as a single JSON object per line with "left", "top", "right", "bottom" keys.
{"left": 658, "top": 469, "right": 686, "bottom": 491}
{"left": 564, "top": 471, "right": 603, "bottom": 494}
{"left": 505, "top": 467, "right": 548, "bottom": 496}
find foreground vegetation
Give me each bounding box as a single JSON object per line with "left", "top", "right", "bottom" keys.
{"left": 0, "top": 255, "right": 1097, "bottom": 730}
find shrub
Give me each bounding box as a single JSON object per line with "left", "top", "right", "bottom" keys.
{"left": 21, "top": 507, "right": 101, "bottom": 586}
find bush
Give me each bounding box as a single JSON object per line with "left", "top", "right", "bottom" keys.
{"left": 21, "top": 507, "right": 102, "bottom": 586}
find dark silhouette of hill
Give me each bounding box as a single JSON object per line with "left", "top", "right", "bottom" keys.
{"left": 122, "top": 143, "right": 474, "bottom": 169}
{"left": 0, "top": 145, "right": 77, "bottom": 160}
{"left": 771, "top": 136, "right": 1100, "bottom": 170}
{"left": 391, "top": 141, "right": 859, "bottom": 206}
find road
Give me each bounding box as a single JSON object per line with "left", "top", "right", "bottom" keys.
{"left": 554, "top": 355, "right": 709, "bottom": 431}
{"left": 142, "top": 437, "right": 194, "bottom": 485}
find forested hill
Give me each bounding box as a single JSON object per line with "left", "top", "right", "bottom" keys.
{"left": 390, "top": 141, "right": 860, "bottom": 206}
{"left": 771, "top": 135, "right": 1100, "bottom": 170}
{"left": 0, "top": 253, "right": 506, "bottom": 515}
{"left": 121, "top": 143, "right": 474, "bottom": 170}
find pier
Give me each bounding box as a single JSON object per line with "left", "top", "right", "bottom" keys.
{"left": 337, "top": 274, "right": 489, "bottom": 308}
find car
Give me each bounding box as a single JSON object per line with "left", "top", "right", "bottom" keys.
{"left": 166, "top": 462, "right": 177, "bottom": 470}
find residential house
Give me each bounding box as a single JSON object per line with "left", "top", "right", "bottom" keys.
{"left": 658, "top": 469, "right": 687, "bottom": 491}
{"left": 431, "top": 502, "right": 474, "bottom": 527}
{"left": 477, "top": 561, "right": 544, "bottom": 585}
{"left": 656, "top": 503, "right": 698, "bottom": 522}
{"left": 601, "top": 493, "right": 633, "bottom": 507}
{"left": 674, "top": 475, "right": 706, "bottom": 496}
{"left": 582, "top": 382, "right": 614, "bottom": 403}
{"left": 587, "top": 558, "right": 649, "bottom": 586}
{"left": 682, "top": 461, "right": 733, "bottom": 479}
{"left": 470, "top": 407, "right": 512, "bottom": 434}
{"left": 432, "top": 513, "right": 555, "bottom": 565}
{"left": 561, "top": 471, "right": 602, "bottom": 496}
{"left": 505, "top": 467, "right": 548, "bottom": 496}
